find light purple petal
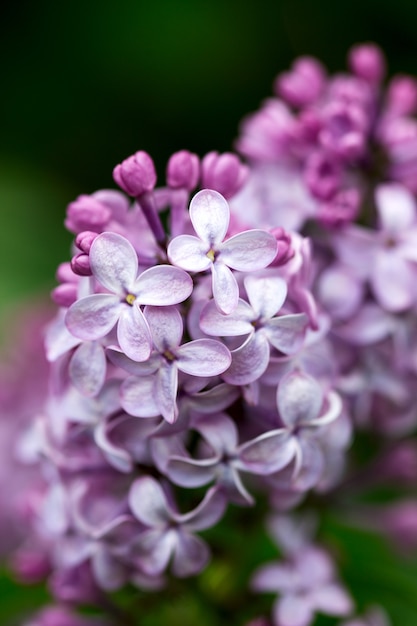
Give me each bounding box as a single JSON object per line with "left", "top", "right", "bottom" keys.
{"left": 193, "top": 412, "right": 238, "bottom": 453}
{"left": 135, "top": 265, "right": 193, "bottom": 305}
{"left": 275, "top": 594, "right": 314, "bottom": 626}
{"left": 167, "top": 234, "right": 212, "bottom": 272}
{"left": 251, "top": 563, "right": 295, "bottom": 593}
{"left": 144, "top": 305, "right": 183, "bottom": 352}
{"left": 189, "top": 189, "right": 230, "bottom": 244}
{"left": 244, "top": 274, "right": 288, "bottom": 318}
{"left": 91, "top": 546, "right": 126, "bottom": 591}
{"left": 237, "top": 429, "right": 297, "bottom": 474}
{"left": 309, "top": 583, "right": 353, "bottom": 616}
{"left": 277, "top": 371, "right": 324, "bottom": 427}
{"left": 199, "top": 298, "right": 255, "bottom": 336}
{"left": 177, "top": 339, "right": 231, "bottom": 376}
{"left": 307, "top": 391, "right": 342, "bottom": 428}
{"left": 292, "top": 435, "right": 325, "bottom": 491}
{"left": 220, "top": 229, "right": 277, "bottom": 271}
{"left": 376, "top": 183, "right": 416, "bottom": 233}
{"left": 223, "top": 332, "right": 270, "bottom": 386}
{"left": 265, "top": 314, "right": 308, "bottom": 354}
{"left": 172, "top": 531, "right": 210, "bottom": 577}
{"left": 120, "top": 376, "right": 160, "bottom": 418}
{"left": 94, "top": 417, "right": 134, "bottom": 473}
{"left": 187, "top": 383, "right": 240, "bottom": 413}
{"left": 156, "top": 363, "right": 179, "bottom": 423}
{"left": 176, "top": 486, "right": 227, "bottom": 531}
{"left": 107, "top": 347, "right": 159, "bottom": 376}
{"left": 118, "top": 304, "right": 153, "bottom": 361}
{"left": 133, "top": 527, "right": 176, "bottom": 576}
{"left": 66, "top": 293, "right": 121, "bottom": 340}
{"left": 45, "top": 310, "right": 81, "bottom": 361}
{"left": 90, "top": 231, "right": 138, "bottom": 293}
{"left": 212, "top": 261, "right": 239, "bottom": 314}
{"left": 371, "top": 249, "right": 417, "bottom": 311}
{"left": 166, "top": 456, "right": 217, "bottom": 487}
{"left": 69, "top": 341, "right": 106, "bottom": 397}
{"left": 128, "top": 476, "right": 170, "bottom": 527}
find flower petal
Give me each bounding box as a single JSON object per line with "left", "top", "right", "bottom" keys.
{"left": 176, "top": 486, "right": 226, "bottom": 531}
{"left": 265, "top": 313, "right": 308, "bottom": 354}
{"left": 199, "top": 298, "right": 254, "bottom": 336}
{"left": 69, "top": 341, "right": 106, "bottom": 397}
{"left": 172, "top": 531, "right": 210, "bottom": 577}
{"left": 120, "top": 376, "right": 160, "bottom": 418}
{"left": 166, "top": 456, "right": 217, "bottom": 488}
{"left": 135, "top": 265, "right": 193, "bottom": 305}
{"left": 189, "top": 189, "right": 230, "bottom": 244}
{"left": 212, "top": 261, "right": 239, "bottom": 314}
{"left": 177, "top": 339, "right": 231, "bottom": 376}
{"left": 223, "top": 332, "right": 270, "bottom": 385}
{"left": 220, "top": 229, "right": 277, "bottom": 271}
{"left": 66, "top": 294, "right": 121, "bottom": 340}
{"left": 167, "top": 234, "right": 212, "bottom": 272}
{"left": 90, "top": 231, "right": 138, "bottom": 293}
{"left": 237, "top": 429, "right": 296, "bottom": 474}
{"left": 129, "top": 476, "right": 170, "bottom": 526}
{"left": 376, "top": 183, "right": 416, "bottom": 233}
{"left": 275, "top": 594, "right": 314, "bottom": 626}
{"left": 118, "top": 305, "right": 152, "bottom": 361}
{"left": 277, "top": 370, "right": 324, "bottom": 427}
{"left": 244, "top": 274, "right": 288, "bottom": 318}
{"left": 144, "top": 305, "right": 183, "bottom": 352}
{"left": 156, "top": 363, "right": 179, "bottom": 423}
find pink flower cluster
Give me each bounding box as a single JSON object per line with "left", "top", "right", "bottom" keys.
{"left": 5, "top": 43, "right": 417, "bottom": 625}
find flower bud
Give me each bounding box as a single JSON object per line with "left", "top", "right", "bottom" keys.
{"left": 304, "top": 151, "right": 342, "bottom": 200}
{"left": 318, "top": 188, "right": 361, "bottom": 227}
{"left": 113, "top": 150, "right": 157, "bottom": 196}
{"left": 201, "top": 151, "right": 249, "bottom": 198}
{"left": 167, "top": 150, "right": 200, "bottom": 190}
{"left": 386, "top": 75, "right": 417, "bottom": 116}
{"left": 275, "top": 56, "right": 326, "bottom": 107}
{"left": 65, "top": 195, "right": 112, "bottom": 234}
{"left": 51, "top": 283, "right": 78, "bottom": 308}
{"left": 75, "top": 230, "right": 98, "bottom": 254}
{"left": 70, "top": 253, "right": 92, "bottom": 276}
{"left": 56, "top": 262, "right": 77, "bottom": 284}
{"left": 11, "top": 548, "right": 50, "bottom": 584}
{"left": 348, "top": 43, "right": 386, "bottom": 84}
{"left": 269, "top": 227, "right": 295, "bottom": 266}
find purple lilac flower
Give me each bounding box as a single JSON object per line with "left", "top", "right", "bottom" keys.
{"left": 167, "top": 189, "right": 278, "bottom": 313}
{"left": 66, "top": 232, "right": 193, "bottom": 361}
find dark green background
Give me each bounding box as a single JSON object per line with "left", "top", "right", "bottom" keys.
{"left": 1, "top": 0, "right": 417, "bottom": 623}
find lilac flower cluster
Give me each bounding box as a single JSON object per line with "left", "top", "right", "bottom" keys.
{"left": 4, "top": 42, "right": 417, "bottom": 625}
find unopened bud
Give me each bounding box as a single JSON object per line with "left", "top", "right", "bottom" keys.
{"left": 348, "top": 43, "right": 386, "bottom": 84}
{"left": 70, "top": 253, "right": 92, "bottom": 276}
{"left": 113, "top": 150, "right": 157, "bottom": 196}
{"left": 65, "top": 195, "right": 111, "bottom": 234}
{"left": 51, "top": 283, "right": 78, "bottom": 308}
{"left": 201, "top": 151, "right": 249, "bottom": 198}
{"left": 167, "top": 150, "right": 200, "bottom": 190}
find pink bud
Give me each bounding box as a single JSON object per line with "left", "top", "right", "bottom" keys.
{"left": 269, "top": 227, "right": 295, "bottom": 266}
{"left": 56, "top": 262, "right": 77, "bottom": 284}
{"left": 113, "top": 150, "right": 157, "bottom": 196}
{"left": 201, "top": 151, "right": 249, "bottom": 198}
{"left": 167, "top": 150, "right": 200, "bottom": 190}
{"left": 51, "top": 283, "right": 78, "bottom": 308}
{"left": 387, "top": 75, "right": 417, "bottom": 115}
{"left": 348, "top": 43, "right": 386, "bottom": 84}
{"left": 304, "top": 151, "right": 342, "bottom": 200}
{"left": 11, "top": 548, "right": 50, "bottom": 584}
{"left": 318, "top": 188, "right": 361, "bottom": 227}
{"left": 70, "top": 253, "right": 92, "bottom": 276}
{"left": 64, "top": 195, "right": 112, "bottom": 234}
{"left": 75, "top": 230, "right": 98, "bottom": 253}
{"left": 275, "top": 56, "right": 326, "bottom": 107}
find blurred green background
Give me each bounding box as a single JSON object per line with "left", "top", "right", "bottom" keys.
{"left": 1, "top": 0, "right": 417, "bottom": 622}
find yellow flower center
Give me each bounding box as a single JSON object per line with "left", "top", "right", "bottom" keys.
{"left": 125, "top": 293, "right": 136, "bottom": 306}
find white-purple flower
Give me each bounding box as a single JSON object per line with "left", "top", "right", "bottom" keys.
{"left": 167, "top": 189, "right": 278, "bottom": 314}
{"left": 66, "top": 232, "right": 193, "bottom": 361}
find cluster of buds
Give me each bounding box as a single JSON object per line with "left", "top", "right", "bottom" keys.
{"left": 3, "top": 43, "right": 417, "bottom": 625}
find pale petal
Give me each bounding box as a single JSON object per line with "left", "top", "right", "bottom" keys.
{"left": 45, "top": 310, "right": 80, "bottom": 361}
{"left": 90, "top": 231, "right": 138, "bottom": 293}
{"left": 66, "top": 294, "right": 121, "bottom": 340}
{"left": 275, "top": 594, "right": 314, "bottom": 626}
{"left": 118, "top": 305, "right": 152, "bottom": 361}
{"left": 251, "top": 563, "right": 295, "bottom": 593}
{"left": 107, "top": 347, "right": 159, "bottom": 376}
{"left": 199, "top": 298, "right": 255, "bottom": 336}
{"left": 187, "top": 383, "right": 240, "bottom": 414}
{"left": 94, "top": 417, "right": 134, "bottom": 473}
{"left": 189, "top": 189, "right": 230, "bottom": 244}
{"left": 156, "top": 363, "right": 179, "bottom": 423}
{"left": 223, "top": 332, "right": 270, "bottom": 385}
{"left": 212, "top": 261, "right": 239, "bottom": 314}
{"left": 167, "top": 234, "right": 212, "bottom": 272}
{"left": 120, "top": 376, "right": 160, "bottom": 418}
{"left": 177, "top": 486, "right": 226, "bottom": 531}
{"left": 310, "top": 583, "right": 353, "bottom": 616}
{"left": 265, "top": 314, "right": 308, "bottom": 354}
{"left": 376, "top": 183, "right": 416, "bottom": 233}
{"left": 91, "top": 546, "right": 126, "bottom": 591}
{"left": 166, "top": 456, "right": 217, "bottom": 487}
{"left": 133, "top": 527, "right": 176, "bottom": 576}
{"left": 177, "top": 339, "right": 231, "bottom": 376}
{"left": 135, "top": 265, "right": 193, "bottom": 305}
{"left": 193, "top": 412, "right": 238, "bottom": 453}
{"left": 144, "top": 305, "right": 183, "bottom": 352}
{"left": 277, "top": 371, "right": 324, "bottom": 427}
{"left": 172, "top": 532, "right": 210, "bottom": 577}
{"left": 69, "top": 341, "right": 106, "bottom": 397}
{"left": 307, "top": 391, "right": 342, "bottom": 428}
{"left": 220, "top": 229, "right": 277, "bottom": 271}
{"left": 237, "top": 430, "right": 296, "bottom": 474}
{"left": 244, "top": 274, "right": 288, "bottom": 318}
{"left": 128, "top": 476, "right": 170, "bottom": 526}
{"left": 372, "top": 249, "right": 417, "bottom": 311}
